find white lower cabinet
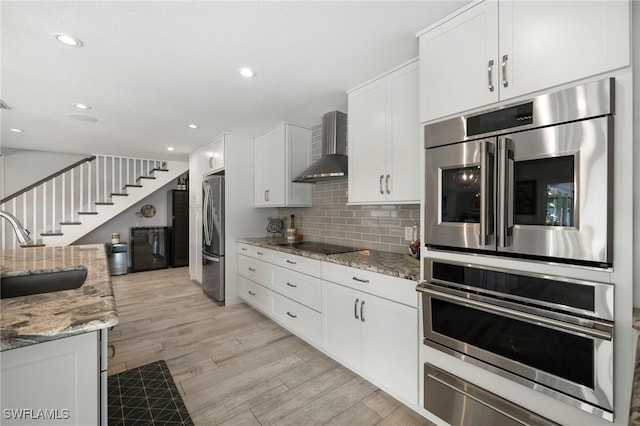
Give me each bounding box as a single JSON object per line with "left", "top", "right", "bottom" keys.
{"left": 237, "top": 244, "right": 418, "bottom": 405}
{"left": 322, "top": 263, "right": 419, "bottom": 405}
{"left": 0, "top": 331, "right": 102, "bottom": 425}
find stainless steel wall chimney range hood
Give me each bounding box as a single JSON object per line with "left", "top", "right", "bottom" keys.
{"left": 294, "top": 111, "right": 347, "bottom": 183}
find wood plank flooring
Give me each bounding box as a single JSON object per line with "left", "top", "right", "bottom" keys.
{"left": 108, "top": 267, "right": 434, "bottom": 426}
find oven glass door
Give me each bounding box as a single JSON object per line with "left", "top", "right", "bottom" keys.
{"left": 422, "top": 286, "right": 614, "bottom": 414}
{"left": 425, "top": 138, "right": 495, "bottom": 251}
{"left": 497, "top": 116, "right": 611, "bottom": 265}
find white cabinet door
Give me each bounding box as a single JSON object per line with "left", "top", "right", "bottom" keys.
{"left": 1, "top": 332, "right": 99, "bottom": 426}
{"left": 189, "top": 207, "right": 202, "bottom": 283}
{"left": 254, "top": 126, "right": 286, "bottom": 206}
{"left": 202, "top": 137, "right": 225, "bottom": 174}
{"left": 499, "top": 0, "right": 630, "bottom": 101}
{"left": 360, "top": 294, "right": 418, "bottom": 404}
{"left": 322, "top": 281, "right": 362, "bottom": 369}
{"left": 419, "top": 1, "right": 499, "bottom": 122}
{"left": 348, "top": 78, "right": 388, "bottom": 204}
{"left": 386, "top": 61, "right": 420, "bottom": 203}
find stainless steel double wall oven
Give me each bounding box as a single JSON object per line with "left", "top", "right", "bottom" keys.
{"left": 425, "top": 78, "right": 614, "bottom": 267}
{"left": 421, "top": 78, "right": 616, "bottom": 422}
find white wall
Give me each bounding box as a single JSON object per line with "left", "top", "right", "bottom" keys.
{"left": 632, "top": 0, "right": 639, "bottom": 308}
{"left": 0, "top": 148, "right": 88, "bottom": 196}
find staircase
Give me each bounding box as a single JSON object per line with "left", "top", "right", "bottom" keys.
{"left": 1, "top": 155, "right": 188, "bottom": 250}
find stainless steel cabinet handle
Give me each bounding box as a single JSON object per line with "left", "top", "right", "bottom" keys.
{"left": 502, "top": 54, "right": 509, "bottom": 88}
{"left": 487, "top": 59, "right": 495, "bottom": 92}
{"left": 264, "top": 190, "right": 268, "bottom": 202}
{"left": 248, "top": 267, "right": 256, "bottom": 272}
{"left": 379, "top": 175, "right": 384, "bottom": 194}
{"left": 286, "top": 282, "right": 297, "bottom": 288}
{"left": 385, "top": 174, "right": 390, "bottom": 194}
{"left": 241, "top": 247, "right": 248, "bottom": 251}
{"left": 354, "top": 298, "right": 360, "bottom": 320}
{"left": 248, "top": 291, "right": 256, "bottom": 296}
{"left": 287, "top": 311, "right": 297, "bottom": 319}
{"left": 256, "top": 251, "right": 264, "bottom": 256}
{"left": 360, "top": 300, "right": 365, "bottom": 322}
{"left": 352, "top": 276, "right": 370, "bottom": 283}
{"left": 286, "top": 259, "right": 297, "bottom": 265}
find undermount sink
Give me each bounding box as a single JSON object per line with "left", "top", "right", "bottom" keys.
{"left": 1, "top": 267, "right": 88, "bottom": 299}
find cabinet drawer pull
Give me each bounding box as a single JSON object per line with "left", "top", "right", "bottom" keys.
{"left": 354, "top": 298, "right": 360, "bottom": 320}
{"left": 502, "top": 54, "right": 509, "bottom": 88}
{"left": 286, "top": 282, "right": 297, "bottom": 288}
{"left": 256, "top": 251, "right": 264, "bottom": 256}
{"left": 108, "top": 344, "right": 116, "bottom": 359}
{"left": 385, "top": 174, "right": 390, "bottom": 194}
{"left": 379, "top": 175, "right": 384, "bottom": 194}
{"left": 352, "top": 276, "right": 370, "bottom": 283}
{"left": 248, "top": 267, "right": 256, "bottom": 272}
{"left": 248, "top": 291, "right": 256, "bottom": 296}
{"left": 286, "top": 260, "right": 297, "bottom": 265}
{"left": 241, "top": 247, "right": 248, "bottom": 251}
{"left": 360, "top": 300, "right": 365, "bottom": 322}
{"left": 286, "top": 311, "right": 297, "bottom": 319}
{"left": 487, "top": 59, "right": 495, "bottom": 92}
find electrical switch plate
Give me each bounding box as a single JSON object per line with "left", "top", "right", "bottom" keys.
{"left": 404, "top": 227, "right": 413, "bottom": 241}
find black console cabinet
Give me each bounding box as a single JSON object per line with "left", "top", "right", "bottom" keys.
{"left": 130, "top": 227, "right": 169, "bottom": 272}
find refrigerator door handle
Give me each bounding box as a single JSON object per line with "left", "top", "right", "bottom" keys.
{"left": 203, "top": 253, "right": 220, "bottom": 262}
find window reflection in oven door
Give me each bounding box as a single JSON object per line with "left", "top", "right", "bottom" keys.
{"left": 497, "top": 116, "right": 612, "bottom": 265}
{"left": 425, "top": 139, "right": 495, "bottom": 251}
{"left": 419, "top": 284, "right": 614, "bottom": 420}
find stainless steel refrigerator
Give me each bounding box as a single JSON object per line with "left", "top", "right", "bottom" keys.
{"left": 202, "top": 174, "right": 225, "bottom": 303}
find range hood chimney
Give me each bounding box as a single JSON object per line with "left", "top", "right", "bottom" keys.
{"left": 294, "top": 111, "right": 347, "bottom": 183}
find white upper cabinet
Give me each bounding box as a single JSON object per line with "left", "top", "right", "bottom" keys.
{"left": 254, "top": 123, "right": 312, "bottom": 207}
{"left": 202, "top": 136, "right": 225, "bottom": 174}
{"left": 419, "top": 0, "right": 630, "bottom": 122}
{"left": 348, "top": 59, "right": 420, "bottom": 204}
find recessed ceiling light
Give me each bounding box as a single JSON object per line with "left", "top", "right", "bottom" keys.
{"left": 188, "top": 124, "right": 199, "bottom": 129}
{"left": 167, "top": 147, "right": 175, "bottom": 151}
{"left": 54, "top": 33, "right": 83, "bottom": 47}
{"left": 9, "top": 128, "right": 24, "bottom": 133}
{"left": 239, "top": 67, "right": 256, "bottom": 78}
{"left": 72, "top": 103, "right": 91, "bottom": 110}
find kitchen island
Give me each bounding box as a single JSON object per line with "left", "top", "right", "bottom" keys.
{"left": 0, "top": 244, "right": 118, "bottom": 425}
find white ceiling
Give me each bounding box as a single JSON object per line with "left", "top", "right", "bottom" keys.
{"left": 1, "top": 1, "right": 468, "bottom": 161}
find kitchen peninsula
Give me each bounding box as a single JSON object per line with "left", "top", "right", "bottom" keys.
{"left": 0, "top": 244, "right": 118, "bottom": 425}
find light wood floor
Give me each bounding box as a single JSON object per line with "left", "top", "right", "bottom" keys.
{"left": 108, "top": 267, "right": 435, "bottom": 426}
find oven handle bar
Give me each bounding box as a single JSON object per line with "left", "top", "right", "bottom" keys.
{"left": 417, "top": 285, "right": 612, "bottom": 341}
{"left": 479, "top": 141, "right": 493, "bottom": 246}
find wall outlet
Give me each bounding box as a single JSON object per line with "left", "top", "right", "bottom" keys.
{"left": 404, "top": 227, "right": 413, "bottom": 241}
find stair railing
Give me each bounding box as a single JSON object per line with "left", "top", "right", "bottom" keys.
{"left": 1, "top": 155, "right": 167, "bottom": 250}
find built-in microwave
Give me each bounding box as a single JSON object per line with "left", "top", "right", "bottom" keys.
{"left": 424, "top": 78, "right": 614, "bottom": 267}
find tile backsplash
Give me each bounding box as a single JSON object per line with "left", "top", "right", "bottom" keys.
{"left": 277, "top": 124, "right": 419, "bottom": 254}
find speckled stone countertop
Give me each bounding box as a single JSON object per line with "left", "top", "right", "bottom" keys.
{"left": 237, "top": 237, "right": 420, "bottom": 281}
{"left": 631, "top": 309, "right": 640, "bottom": 424}
{"left": 1, "top": 244, "right": 119, "bottom": 351}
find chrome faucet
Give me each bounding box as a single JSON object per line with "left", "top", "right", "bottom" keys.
{"left": 0, "top": 210, "right": 32, "bottom": 244}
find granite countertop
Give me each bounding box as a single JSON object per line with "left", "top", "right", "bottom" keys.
{"left": 237, "top": 237, "right": 420, "bottom": 281}
{"left": 1, "top": 244, "right": 119, "bottom": 351}
{"left": 631, "top": 308, "right": 640, "bottom": 424}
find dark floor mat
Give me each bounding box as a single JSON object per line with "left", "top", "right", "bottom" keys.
{"left": 108, "top": 360, "right": 194, "bottom": 426}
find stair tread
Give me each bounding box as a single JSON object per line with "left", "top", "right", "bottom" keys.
{"left": 124, "top": 184, "right": 143, "bottom": 188}
{"left": 151, "top": 168, "right": 169, "bottom": 172}
{"left": 110, "top": 193, "right": 129, "bottom": 196}
{"left": 41, "top": 232, "right": 63, "bottom": 236}
{"left": 136, "top": 176, "right": 156, "bottom": 180}
{"left": 95, "top": 202, "right": 114, "bottom": 205}
{"left": 60, "top": 222, "right": 82, "bottom": 225}
{"left": 77, "top": 212, "right": 99, "bottom": 215}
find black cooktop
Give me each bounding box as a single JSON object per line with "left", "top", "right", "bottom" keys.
{"left": 277, "top": 241, "right": 363, "bottom": 255}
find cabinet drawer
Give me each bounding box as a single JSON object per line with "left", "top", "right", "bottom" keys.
{"left": 271, "top": 292, "right": 321, "bottom": 347}
{"left": 252, "top": 246, "right": 274, "bottom": 261}
{"left": 237, "top": 243, "right": 252, "bottom": 256}
{"left": 272, "top": 266, "right": 322, "bottom": 312}
{"left": 237, "top": 255, "right": 272, "bottom": 287}
{"left": 322, "top": 261, "right": 417, "bottom": 307}
{"left": 272, "top": 251, "right": 321, "bottom": 276}
{"left": 238, "top": 276, "right": 270, "bottom": 313}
